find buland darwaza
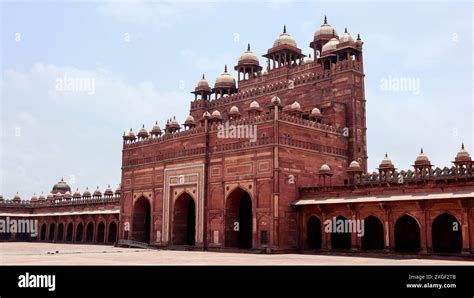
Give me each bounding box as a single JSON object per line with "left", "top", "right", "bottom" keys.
{"left": 1, "top": 17, "right": 473, "bottom": 256}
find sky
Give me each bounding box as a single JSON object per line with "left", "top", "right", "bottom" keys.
{"left": 0, "top": 0, "right": 473, "bottom": 200}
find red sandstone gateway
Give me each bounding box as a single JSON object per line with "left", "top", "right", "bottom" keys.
{"left": 1, "top": 17, "right": 473, "bottom": 257}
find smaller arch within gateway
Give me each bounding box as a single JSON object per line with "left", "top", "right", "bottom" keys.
{"left": 225, "top": 187, "right": 253, "bottom": 249}
{"left": 172, "top": 192, "right": 196, "bottom": 246}
{"left": 307, "top": 216, "right": 322, "bottom": 249}
{"left": 132, "top": 197, "right": 151, "bottom": 244}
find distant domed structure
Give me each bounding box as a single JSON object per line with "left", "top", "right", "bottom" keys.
{"left": 52, "top": 178, "right": 71, "bottom": 194}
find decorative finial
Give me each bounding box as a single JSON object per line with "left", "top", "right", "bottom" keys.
{"left": 224, "top": 64, "right": 227, "bottom": 72}
{"left": 308, "top": 53, "right": 312, "bottom": 58}
{"left": 61, "top": 177, "right": 64, "bottom": 182}
{"left": 283, "top": 25, "right": 287, "bottom": 33}
{"left": 155, "top": 120, "right": 158, "bottom": 125}
{"left": 142, "top": 124, "right": 145, "bottom": 128}
{"left": 385, "top": 152, "right": 388, "bottom": 158}
{"left": 202, "top": 74, "right": 205, "bottom": 80}
{"left": 324, "top": 15, "right": 327, "bottom": 24}
{"left": 173, "top": 116, "right": 176, "bottom": 120}
{"left": 357, "top": 33, "right": 361, "bottom": 40}
{"left": 247, "top": 43, "right": 251, "bottom": 51}
{"left": 420, "top": 148, "right": 424, "bottom": 154}
{"left": 108, "top": 184, "right": 110, "bottom": 188}
{"left": 332, "top": 28, "right": 335, "bottom": 35}
{"left": 345, "top": 27, "right": 348, "bottom": 33}
{"left": 462, "top": 143, "right": 465, "bottom": 150}
{"left": 129, "top": 128, "right": 132, "bottom": 132}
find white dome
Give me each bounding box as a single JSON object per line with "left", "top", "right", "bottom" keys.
{"left": 349, "top": 160, "right": 360, "bottom": 169}
{"left": 230, "top": 106, "right": 239, "bottom": 113}
{"left": 273, "top": 26, "right": 297, "bottom": 48}
{"left": 197, "top": 75, "right": 209, "bottom": 88}
{"left": 211, "top": 110, "right": 222, "bottom": 118}
{"left": 321, "top": 38, "right": 340, "bottom": 54}
{"left": 380, "top": 153, "right": 394, "bottom": 167}
{"left": 314, "top": 16, "right": 338, "bottom": 39}
{"left": 311, "top": 107, "right": 321, "bottom": 115}
{"left": 250, "top": 100, "right": 260, "bottom": 109}
{"left": 291, "top": 101, "right": 301, "bottom": 110}
{"left": 238, "top": 44, "right": 259, "bottom": 65}
{"left": 320, "top": 163, "right": 331, "bottom": 171}
{"left": 339, "top": 28, "right": 354, "bottom": 43}
{"left": 215, "top": 66, "right": 236, "bottom": 87}
{"left": 456, "top": 144, "right": 471, "bottom": 161}
{"left": 271, "top": 95, "right": 281, "bottom": 105}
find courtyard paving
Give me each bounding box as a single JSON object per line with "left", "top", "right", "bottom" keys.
{"left": 0, "top": 242, "right": 472, "bottom": 265}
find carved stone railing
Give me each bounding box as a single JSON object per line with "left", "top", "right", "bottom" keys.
{"left": 190, "top": 60, "right": 362, "bottom": 110}
{"left": 279, "top": 113, "right": 344, "bottom": 135}
{"left": 124, "top": 126, "right": 206, "bottom": 149}
{"left": 0, "top": 195, "right": 121, "bottom": 209}
{"left": 279, "top": 136, "right": 347, "bottom": 157}
{"left": 124, "top": 147, "right": 207, "bottom": 167}
{"left": 299, "top": 165, "right": 474, "bottom": 194}
{"left": 209, "top": 136, "right": 274, "bottom": 153}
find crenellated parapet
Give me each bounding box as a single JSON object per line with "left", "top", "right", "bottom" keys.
{"left": 301, "top": 144, "right": 473, "bottom": 193}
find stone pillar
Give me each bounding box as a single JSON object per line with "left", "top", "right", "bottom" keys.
{"left": 461, "top": 199, "right": 471, "bottom": 255}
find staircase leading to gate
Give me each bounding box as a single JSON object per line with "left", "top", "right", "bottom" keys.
{"left": 117, "top": 239, "right": 149, "bottom": 249}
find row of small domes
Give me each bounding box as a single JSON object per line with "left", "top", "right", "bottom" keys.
{"left": 194, "top": 17, "right": 362, "bottom": 92}
{"left": 3, "top": 184, "right": 121, "bottom": 202}
{"left": 125, "top": 99, "right": 324, "bottom": 140}
{"left": 319, "top": 144, "right": 472, "bottom": 173}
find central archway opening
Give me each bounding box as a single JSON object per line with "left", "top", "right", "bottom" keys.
{"left": 132, "top": 197, "right": 151, "bottom": 244}
{"left": 225, "top": 188, "right": 253, "bottom": 249}
{"left": 330, "top": 216, "right": 351, "bottom": 250}
{"left": 307, "top": 216, "right": 322, "bottom": 249}
{"left": 432, "top": 213, "right": 462, "bottom": 253}
{"left": 172, "top": 192, "right": 196, "bottom": 246}
{"left": 395, "top": 214, "right": 420, "bottom": 253}
{"left": 362, "top": 215, "right": 384, "bottom": 250}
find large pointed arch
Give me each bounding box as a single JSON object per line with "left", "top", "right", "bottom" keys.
{"left": 394, "top": 214, "right": 420, "bottom": 253}
{"left": 225, "top": 187, "right": 253, "bottom": 249}
{"left": 132, "top": 196, "right": 151, "bottom": 244}
{"left": 172, "top": 192, "right": 196, "bottom": 246}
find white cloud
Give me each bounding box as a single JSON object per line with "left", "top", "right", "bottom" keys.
{"left": 1, "top": 63, "right": 188, "bottom": 200}
{"left": 96, "top": 0, "right": 220, "bottom": 29}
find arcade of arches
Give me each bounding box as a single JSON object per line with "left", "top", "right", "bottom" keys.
{"left": 4, "top": 214, "right": 119, "bottom": 244}
{"left": 303, "top": 207, "right": 468, "bottom": 254}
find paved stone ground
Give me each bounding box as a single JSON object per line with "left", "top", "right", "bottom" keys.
{"left": 0, "top": 242, "right": 472, "bottom": 265}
